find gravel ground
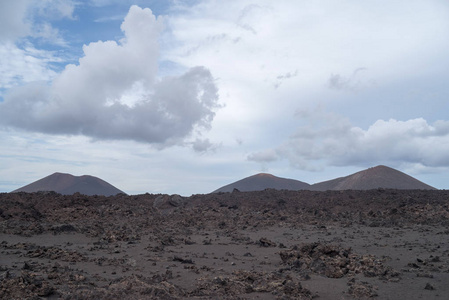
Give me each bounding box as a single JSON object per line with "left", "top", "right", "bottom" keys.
{"left": 1, "top": 189, "right": 449, "bottom": 299}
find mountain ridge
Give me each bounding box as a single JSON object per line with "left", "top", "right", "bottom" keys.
{"left": 12, "top": 172, "right": 125, "bottom": 196}
{"left": 11, "top": 165, "right": 437, "bottom": 196}
{"left": 213, "top": 165, "right": 436, "bottom": 193}
{"left": 213, "top": 173, "right": 311, "bottom": 193}
{"left": 310, "top": 165, "right": 436, "bottom": 191}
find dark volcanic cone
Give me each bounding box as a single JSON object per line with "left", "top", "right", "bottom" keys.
{"left": 12, "top": 172, "right": 125, "bottom": 196}
{"left": 311, "top": 165, "right": 436, "bottom": 191}
{"left": 212, "top": 173, "right": 311, "bottom": 193}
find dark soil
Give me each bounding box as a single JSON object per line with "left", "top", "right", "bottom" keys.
{"left": 1, "top": 189, "right": 449, "bottom": 299}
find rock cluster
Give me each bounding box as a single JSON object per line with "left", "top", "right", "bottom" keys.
{"left": 280, "top": 242, "right": 400, "bottom": 280}
{"left": 191, "top": 270, "right": 312, "bottom": 299}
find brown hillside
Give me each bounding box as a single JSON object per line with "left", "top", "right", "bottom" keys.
{"left": 212, "top": 173, "right": 311, "bottom": 193}
{"left": 311, "top": 165, "right": 436, "bottom": 191}
{"left": 12, "top": 172, "right": 125, "bottom": 196}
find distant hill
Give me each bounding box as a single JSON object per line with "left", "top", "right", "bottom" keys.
{"left": 212, "top": 166, "right": 436, "bottom": 193}
{"left": 12, "top": 172, "right": 126, "bottom": 196}
{"left": 212, "top": 173, "right": 311, "bottom": 193}
{"left": 311, "top": 165, "right": 436, "bottom": 191}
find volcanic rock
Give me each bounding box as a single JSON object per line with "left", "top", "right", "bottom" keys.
{"left": 153, "top": 194, "right": 184, "bottom": 209}
{"left": 279, "top": 242, "right": 400, "bottom": 280}
{"left": 1, "top": 189, "right": 449, "bottom": 299}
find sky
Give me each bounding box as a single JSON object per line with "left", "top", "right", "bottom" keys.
{"left": 1, "top": 0, "right": 449, "bottom": 195}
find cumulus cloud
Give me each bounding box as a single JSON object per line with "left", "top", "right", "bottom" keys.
{"left": 0, "top": 5, "right": 220, "bottom": 147}
{"left": 248, "top": 109, "right": 449, "bottom": 171}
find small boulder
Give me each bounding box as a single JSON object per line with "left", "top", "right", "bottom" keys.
{"left": 169, "top": 194, "right": 183, "bottom": 207}
{"left": 258, "top": 238, "right": 276, "bottom": 247}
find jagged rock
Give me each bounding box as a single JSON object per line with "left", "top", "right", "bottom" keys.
{"left": 191, "top": 270, "right": 312, "bottom": 299}
{"left": 280, "top": 242, "right": 400, "bottom": 280}
{"left": 169, "top": 194, "right": 183, "bottom": 207}
{"left": 153, "top": 194, "right": 184, "bottom": 209}
{"left": 258, "top": 237, "right": 276, "bottom": 247}
{"left": 173, "top": 256, "right": 195, "bottom": 264}
{"left": 153, "top": 195, "right": 167, "bottom": 208}
{"left": 347, "top": 278, "right": 378, "bottom": 298}
{"left": 0, "top": 271, "right": 55, "bottom": 299}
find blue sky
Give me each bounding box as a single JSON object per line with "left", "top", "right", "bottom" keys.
{"left": 1, "top": 0, "right": 449, "bottom": 195}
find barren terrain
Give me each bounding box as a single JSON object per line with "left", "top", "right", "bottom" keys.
{"left": 1, "top": 189, "right": 449, "bottom": 299}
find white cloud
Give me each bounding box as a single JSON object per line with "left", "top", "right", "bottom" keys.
{"left": 0, "top": 0, "right": 76, "bottom": 41}
{"left": 30, "top": 0, "right": 76, "bottom": 45}
{"left": 164, "top": 0, "right": 449, "bottom": 147}
{"left": 0, "top": 42, "right": 61, "bottom": 91}
{"left": 167, "top": 0, "right": 449, "bottom": 79}
{"left": 0, "top": 0, "right": 78, "bottom": 95}
{"left": 32, "top": 22, "right": 68, "bottom": 46}
{"left": 249, "top": 108, "right": 449, "bottom": 172}
{"left": 0, "top": 6, "right": 220, "bottom": 147}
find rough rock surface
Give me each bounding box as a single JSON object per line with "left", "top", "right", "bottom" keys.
{"left": 279, "top": 242, "right": 399, "bottom": 280}
{"left": 1, "top": 189, "right": 449, "bottom": 299}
